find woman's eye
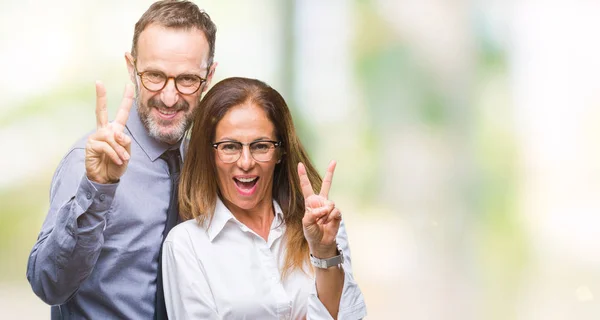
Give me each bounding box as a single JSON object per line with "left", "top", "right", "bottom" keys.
{"left": 252, "top": 143, "right": 271, "bottom": 152}
{"left": 221, "top": 143, "right": 240, "bottom": 151}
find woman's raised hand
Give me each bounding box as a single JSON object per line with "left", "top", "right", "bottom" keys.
{"left": 298, "top": 160, "right": 342, "bottom": 257}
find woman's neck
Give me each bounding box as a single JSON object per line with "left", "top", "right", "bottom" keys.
{"left": 225, "top": 199, "right": 275, "bottom": 242}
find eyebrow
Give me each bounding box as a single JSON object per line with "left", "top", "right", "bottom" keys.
{"left": 142, "top": 68, "right": 205, "bottom": 77}
{"left": 138, "top": 64, "right": 206, "bottom": 77}
{"left": 216, "top": 137, "right": 275, "bottom": 143}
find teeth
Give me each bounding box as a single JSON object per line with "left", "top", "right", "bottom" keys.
{"left": 158, "top": 109, "right": 176, "bottom": 115}
{"left": 236, "top": 177, "right": 257, "bottom": 183}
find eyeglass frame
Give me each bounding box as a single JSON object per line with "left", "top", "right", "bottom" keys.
{"left": 212, "top": 140, "right": 282, "bottom": 163}
{"left": 133, "top": 62, "right": 211, "bottom": 95}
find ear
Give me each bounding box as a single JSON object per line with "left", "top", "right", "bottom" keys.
{"left": 125, "top": 52, "right": 136, "bottom": 84}
{"left": 201, "top": 61, "right": 218, "bottom": 93}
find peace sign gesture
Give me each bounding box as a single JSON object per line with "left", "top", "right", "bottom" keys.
{"left": 298, "top": 160, "right": 342, "bottom": 257}
{"left": 85, "top": 81, "right": 134, "bottom": 184}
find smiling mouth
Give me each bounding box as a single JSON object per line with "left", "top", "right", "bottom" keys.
{"left": 234, "top": 177, "right": 259, "bottom": 190}
{"left": 158, "top": 108, "right": 177, "bottom": 115}
{"left": 156, "top": 108, "right": 179, "bottom": 119}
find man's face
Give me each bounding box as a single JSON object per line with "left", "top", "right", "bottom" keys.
{"left": 126, "top": 24, "right": 215, "bottom": 144}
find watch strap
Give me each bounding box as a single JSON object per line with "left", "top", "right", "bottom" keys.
{"left": 310, "top": 245, "right": 344, "bottom": 269}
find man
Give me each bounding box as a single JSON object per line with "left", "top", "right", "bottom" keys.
{"left": 26, "top": 1, "right": 217, "bottom": 318}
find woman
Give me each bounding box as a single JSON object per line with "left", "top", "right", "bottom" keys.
{"left": 163, "top": 77, "right": 366, "bottom": 319}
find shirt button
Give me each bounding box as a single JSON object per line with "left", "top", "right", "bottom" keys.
{"left": 86, "top": 192, "right": 92, "bottom": 199}
{"left": 99, "top": 194, "right": 106, "bottom": 202}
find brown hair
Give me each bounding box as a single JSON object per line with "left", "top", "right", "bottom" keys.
{"left": 131, "top": 0, "right": 217, "bottom": 66}
{"left": 179, "top": 77, "right": 323, "bottom": 278}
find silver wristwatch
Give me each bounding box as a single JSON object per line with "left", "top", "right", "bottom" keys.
{"left": 310, "top": 244, "right": 344, "bottom": 269}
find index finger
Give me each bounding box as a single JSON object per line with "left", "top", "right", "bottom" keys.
{"left": 297, "top": 162, "right": 315, "bottom": 199}
{"left": 319, "top": 160, "right": 336, "bottom": 198}
{"left": 113, "top": 83, "right": 135, "bottom": 130}
{"left": 95, "top": 81, "right": 108, "bottom": 129}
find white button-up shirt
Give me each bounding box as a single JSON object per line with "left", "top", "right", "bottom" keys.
{"left": 162, "top": 198, "right": 367, "bottom": 319}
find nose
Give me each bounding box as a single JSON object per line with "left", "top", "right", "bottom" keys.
{"left": 236, "top": 146, "right": 255, "bottom": 171}
{"left": 160, "top": 78, "right": 180, "bottom": 107}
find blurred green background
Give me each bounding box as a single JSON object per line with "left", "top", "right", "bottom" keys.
{"left": 2, "top": 0, "right": 600, "bottom": 319}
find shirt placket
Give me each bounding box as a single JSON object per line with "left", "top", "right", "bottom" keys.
{"left": 253, "top": 223, "right": 292, "bottom": 320}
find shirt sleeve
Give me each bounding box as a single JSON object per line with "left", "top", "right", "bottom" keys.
{"left": 26, "top": 147, "right": 118, "bottom": 305}
{"left": 307, "top": 220, "right": 368, "bottom": 320}
{"left": 163, "top": 225, "right": 221, "bottom": 320}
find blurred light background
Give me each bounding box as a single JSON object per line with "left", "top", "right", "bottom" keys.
{"left": 2, "top": 0, "right": 600, "bottom": 319}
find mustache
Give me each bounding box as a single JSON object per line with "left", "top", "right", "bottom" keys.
{"left": 147, "top": 96, "right": 190, "bottom": 112}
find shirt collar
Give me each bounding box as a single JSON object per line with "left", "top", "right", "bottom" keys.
{"left": 126, "top": 103, "right": 182, "bottom": 161}
{"left": 273, "top": 201, "right": 284, "bottom": 223}
{"left": 207, "top": 198, "right": 284, "bottom": 242}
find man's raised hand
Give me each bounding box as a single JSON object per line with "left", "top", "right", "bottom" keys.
{"left": 85, "top": 81, "right": 134, "bottom": 184}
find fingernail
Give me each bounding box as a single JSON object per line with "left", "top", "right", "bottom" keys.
{"left": 123, "top": 151, "right": 130, "bottom": 161}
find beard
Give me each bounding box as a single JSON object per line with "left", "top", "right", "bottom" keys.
{"left": 135, "top": 84, "right": 198, "bottom": 144}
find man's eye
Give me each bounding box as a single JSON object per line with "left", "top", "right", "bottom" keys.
{"left": 178, "top": 75, "right": 199, "bottom": 86}
{"left": 144, "top": 72, "right": 165, "bottom": 83}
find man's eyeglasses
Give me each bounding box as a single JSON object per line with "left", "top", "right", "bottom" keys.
{"left": 212, "top": 140, "right": 282, "bottom": 163}
{"left": 134, "top": 65, "right": 209, "bottom": 95}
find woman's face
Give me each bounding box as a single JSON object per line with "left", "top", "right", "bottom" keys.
{"left": 213, "top": 102, "right": 279, "bottom": 215}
